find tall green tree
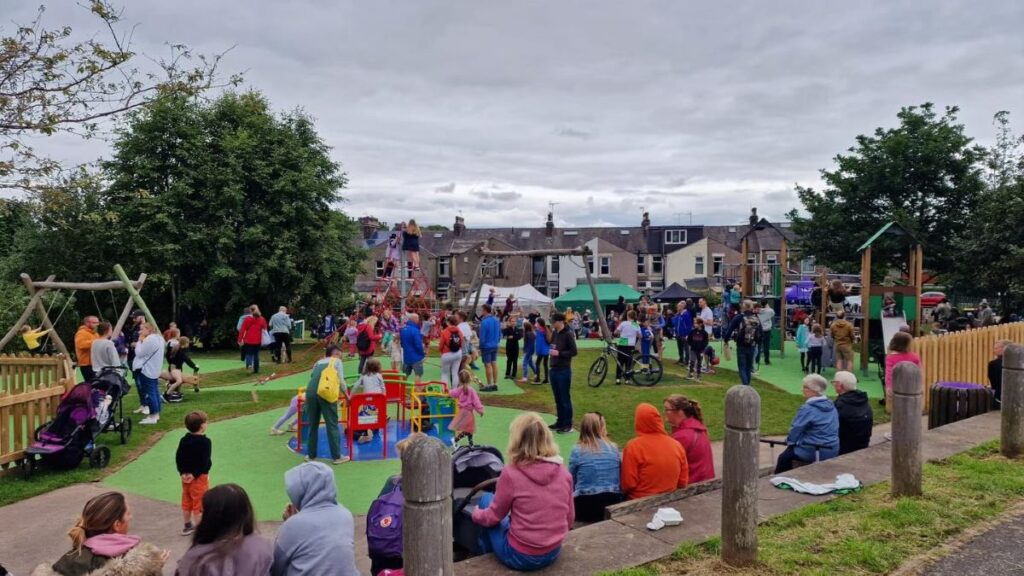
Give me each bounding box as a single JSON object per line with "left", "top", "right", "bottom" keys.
{"left": 955, "top": 112, "right": 1024, "bottom": 312}
{"left": 788, "top": 104, "right": 986, "bottom": 278}
{"left": 103, "top": 91, "right": 364, "bottom": 342}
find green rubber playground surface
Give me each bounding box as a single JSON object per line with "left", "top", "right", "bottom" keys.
{"left": 104, "top": 404, "right": 575, "bottom": 519}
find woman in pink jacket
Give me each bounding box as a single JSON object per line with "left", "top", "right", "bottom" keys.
{"left": 664, "top": 395, "right": 716, "bottom": 483}
{"left": 472, "top": 412, "right": 573, "bottom": 571}
{"left": 884, "top": 331, "right": 921, "bottom": 409}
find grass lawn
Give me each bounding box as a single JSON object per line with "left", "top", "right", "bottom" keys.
{"left": 484, "top": 347, "right": 888, "bottom": 445}
{"left": 603, "top": 442, "right": 1024, "bottom": 576}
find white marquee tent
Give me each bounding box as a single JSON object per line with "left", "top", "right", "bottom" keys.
{"left": 459, "top": 283, "right": 554, "bottom": 317}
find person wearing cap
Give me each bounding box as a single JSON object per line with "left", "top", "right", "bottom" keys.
{"left": 548, "top": 312, "right": 578, "bottom": 433}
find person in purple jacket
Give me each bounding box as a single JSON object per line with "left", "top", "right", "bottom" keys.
{"left": 472, "top": 412, "right": 573, "bottom": 571}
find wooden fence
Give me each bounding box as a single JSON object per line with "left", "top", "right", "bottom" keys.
{"left": 0, "top": 354, "right": 75, "bottom": 470}
{"left": 912, "top": 322, "right": 1024, "bottom": 410}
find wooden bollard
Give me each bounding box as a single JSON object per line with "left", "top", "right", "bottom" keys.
{"left": 891, "top": 362, "right": 923, "bottom": 497}
{"left": 1001, "top": 344, "right": 1024, "bottom": 458}
{"left": 721, "top": 385, "right": 761, "bottom": 567}
{"left": 402, "top": 436, "right": 454, "bottom": 575}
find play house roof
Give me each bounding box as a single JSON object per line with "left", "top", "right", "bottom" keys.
{"left": 857, "top": 222, "right": 921, "bottom": 252}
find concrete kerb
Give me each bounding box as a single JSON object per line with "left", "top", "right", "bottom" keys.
{"left": 454, "top": 411, "right": 1004, "bottom": 576}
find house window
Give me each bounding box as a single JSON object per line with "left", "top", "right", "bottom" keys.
{"left": 747, "top": 254, "right": 756, "bottom": 265}
{"left": 801, "top": 258, "right": 816, "bottom": 274}
{"left": 636, "top": 254, "right": 646, "bottom": 274}
{"left": 586, "top": 255, "right": 595, "bottom": 274}
{"left": 495, "top": 257, "right": 505, "bottom": 278}
{"left": 436, "top": 287, "right": 448, "bottom": 301}
{"left": 766, "top": 253, "right": 778, "bottom": 264}
{"left": 549, "top": 256, "right": 560, "bottom": 275}
{"left": 664, "top": 229, "right": 687, "bottom": 244}
{"left": 437, "top": 257, "right": 450, "bottom": 278}
{"left": 695, "top": 256, "right": 705, "bottom": 276}
{"left": 375, "top": 260, "right": 384, "bottom": 278}
{"left": 600, "top": 256, "right": 611, "bottom": 276}
{"left": 651, "top": 255, "right": 663, "bottom": 274}
{"left": 712, "top": 254, "right": 724, "bottom": 276}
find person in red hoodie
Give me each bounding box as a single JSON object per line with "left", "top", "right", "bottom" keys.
{"left": 355, "top": 315, "right": 382, "bottom": 375}
{"left": 238, "top": 305, "right": 268, "bottom": 374}
{"left": 621, "top": 403, "right": 688, "bottom": 499}
{"left": 664, "top": 395, "right": 715, "bottom": 483}
{"left": 439, "top": 315, "right": 465, "bottom": 388}
{"left": 472, "top": 412, "right": 573, "bottom": 571}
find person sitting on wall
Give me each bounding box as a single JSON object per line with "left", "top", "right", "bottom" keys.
{"left": 774, "top": 374, "right": 839, "bottom": 473}
{"left": 832, "top": 371, "right": 872, "bottom": 454}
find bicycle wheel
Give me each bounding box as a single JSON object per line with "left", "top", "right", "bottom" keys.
{"left": 631, "top": 354, "right": 663, "bottom": 387}
{"left": 588, "top": 355, "right": 609, "bottom": 387}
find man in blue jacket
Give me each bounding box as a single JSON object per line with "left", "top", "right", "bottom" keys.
{"left": 774, "top": 374, "right": 839, "bottom": 473}
{"left": 477, "top": 304, "right": 502, "bottom": 392}
{"left": 672, "top": 300, "right": 693, "bottom": 366}
{"left": 400, "top": 313, "right": 425, "bottom": 386}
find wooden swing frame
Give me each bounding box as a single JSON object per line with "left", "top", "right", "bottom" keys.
{"left": 0, "top": 264, "right": 159, "bottom": 358}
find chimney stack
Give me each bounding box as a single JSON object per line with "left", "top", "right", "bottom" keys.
{"left": 454, "top": 216, "right": 465, "bottom": 237}
{"left": 749, "top": 207, "right": 759, "bottom": 228}
{"left": 545, "top": 212, "right": 554, "bottom": 237}
{"left": 359, "top": 216, "right": 381, "bottom": 240}
{"left": 641, "top": 211, "right": 650, "bottom": 234}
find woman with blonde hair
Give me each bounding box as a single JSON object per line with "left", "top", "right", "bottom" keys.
{"left": 471, "top": 412, "right": 573, "bottom": 571}
{"left": 569, "top": 412, "right": 623, "bottom": 522}
{"left": 238, "top": 305, "right": 268, "bottom": 374}
{"left": 402, "top": 220, "right": 422, "bottom": 271}
{"left": 32, "top": 491, "right": 167, "bottom": 575}
{"left": 664, "top": 395, "right": 715, "bottom": 483}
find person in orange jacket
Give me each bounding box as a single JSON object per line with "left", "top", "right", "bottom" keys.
{"left": 75, "top": 315, "right": 101, "bottom": 381}
{"left": 620, "top": 403, "right": 688, "bottom": 499}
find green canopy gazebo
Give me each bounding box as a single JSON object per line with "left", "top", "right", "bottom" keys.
{"left": 554, "top": 283, "right": 642, "bottom": 312}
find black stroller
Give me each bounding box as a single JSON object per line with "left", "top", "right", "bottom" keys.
{"left": 90, "top": 366, "right": 133, "bottom": 445}
{"left": 452, "top": 445, "right": 505, "bottom": 560}
{"left": 23, "top": 382, "right": 110, "bottom": 477}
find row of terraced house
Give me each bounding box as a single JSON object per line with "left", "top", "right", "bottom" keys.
{"left": 353, "top": 208, "right": 815, "bottom": 302}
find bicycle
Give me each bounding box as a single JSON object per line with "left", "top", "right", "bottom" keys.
{"left": 587, "top": 342, "right": 663, "bottom": 387}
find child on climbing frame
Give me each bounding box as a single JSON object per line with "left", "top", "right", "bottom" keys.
{"left": 383, "top": 233, "right": 400, "bottom": 280}
{"left": 449, "top": 369, "right": 485, "bottom": 446}
{"left": 353, "top": 358, "right": 386, "bottom": 444}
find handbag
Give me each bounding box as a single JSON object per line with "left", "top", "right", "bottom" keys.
{"left": 260, "top": 328, "right": 274, "bottom": 347}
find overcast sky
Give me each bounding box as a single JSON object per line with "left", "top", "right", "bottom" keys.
{"left": 7, "top": 1, "right": 1024, "bottom": 228}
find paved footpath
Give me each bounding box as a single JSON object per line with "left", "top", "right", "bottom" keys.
{"left": 0, "top": 482, "right": 372, "bottom": 575}
{"left": 458, "top": 413, "right": 999, "bottom": 575}
{"left": 922, "top": 514, "right": 1024, "bottom": 575}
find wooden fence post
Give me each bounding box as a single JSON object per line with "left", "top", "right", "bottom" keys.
{"left": 892, "top": 362, "right": 923, "bottom": 497}
{"left": 1001, "top": 344, "right": 1024, "bottom": 458}
{"left": 721, "top": 385, "right": 761, "bottom": 567}
{"left": 402, "top": 436, "right": 454, "bottom": 575}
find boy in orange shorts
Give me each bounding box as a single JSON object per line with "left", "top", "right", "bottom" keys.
{"left": 175, "top": 410, "right": 212, "bottom": 536}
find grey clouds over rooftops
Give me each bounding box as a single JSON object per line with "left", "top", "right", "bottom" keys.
{"left": 9, "top": 0, "right": 1024, "bottom": 228}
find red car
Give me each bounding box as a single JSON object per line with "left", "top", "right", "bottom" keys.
{"left": 921, "top": 291, "right": 946, "bottom": 308}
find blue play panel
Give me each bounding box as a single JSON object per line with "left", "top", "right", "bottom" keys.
{"left": 287, "top": 418, "right": 456, "bottom": 460}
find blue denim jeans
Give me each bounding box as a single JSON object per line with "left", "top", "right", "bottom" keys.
{"left": 736, "top": 345, "right": 755, "bottom": 386}
{"left": 477, "top": 492, "right": 561, "bottom": 571}
{"left": 549, "top": 367, "right": 573, "bottom": 429}
{"left": 522, "top": 352, "right": 536, "bottom": 379}
{"left": 137, "top": 373, "right": 161, "bottom": 414}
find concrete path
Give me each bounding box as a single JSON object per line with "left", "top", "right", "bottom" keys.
{"left": 457, "top": 412, "right": 1000, "bottom": 575}
{"left": 922, "top": 514, "right": 1024, "bottom": 575}
{"left": 0, "top": 483, "right": 372, "bottom": 576}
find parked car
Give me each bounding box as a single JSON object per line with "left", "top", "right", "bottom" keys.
{"left": 921, "top": 291, "right": 946, "bottom": 308}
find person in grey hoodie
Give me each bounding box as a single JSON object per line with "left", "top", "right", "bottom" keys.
{"left": 272, "top": 462, "right": 360, "bottom": 576}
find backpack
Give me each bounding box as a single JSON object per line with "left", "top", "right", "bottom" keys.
{"left": 367, "top": 480, "right": 404, "bottom": 558}
{"left": 740, "top": 314, "right": 760, "bottom": 347}
{"left": 316, "top": 358, "right": 341, "bottom": 403}
{"left": 448, "top": 329, "right": 462, "bottom": 351}
{"left": 356, "top": 327, "right": 372, "bottom": 353}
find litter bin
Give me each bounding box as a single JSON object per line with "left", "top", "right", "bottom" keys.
{"left": 928, "top": 382, "right": 993, "bottom": 429}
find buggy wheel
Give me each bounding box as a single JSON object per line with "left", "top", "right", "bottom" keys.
{"left": 120, "top": 418, "right": 132, "bottom": 444}
{"left": 588, "top": 356, "right": 608, "bottom": 388}
{"left": 631, "top": 355, "right": 663, "bottom": 387}
{"left": 90, "top": 446, "right": 111, "bottom": 469}
{"left": 21, "top": 456, "right": 34, "bottom": 479}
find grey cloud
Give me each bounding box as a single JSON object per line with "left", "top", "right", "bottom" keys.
{"left": 9, "top": 1, "right": 1024, "bottom": 228}
{"left": 434, "top": 182, "right": 456, "bottom": 194}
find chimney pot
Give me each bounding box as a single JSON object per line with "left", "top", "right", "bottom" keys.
{"left": 545, "top": 212, "right": 554, "bottom": 237}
